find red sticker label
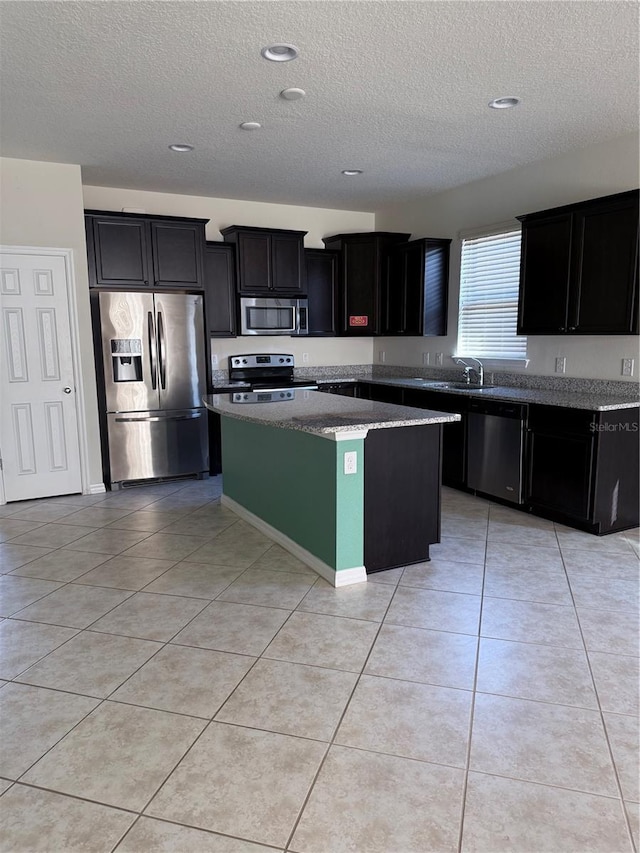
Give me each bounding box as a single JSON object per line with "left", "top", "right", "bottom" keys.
{"left": 349, "top": 315, "right": 368, "bottom": 327}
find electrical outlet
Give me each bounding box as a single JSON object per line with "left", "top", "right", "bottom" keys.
{"left": 555, "top": 356, "right": 566, "bottom": 374}
{"left": 211, "top": 354, "right": 218, "bottom": 367}
{"left": 422, "top": 352, "right": 430, "bottom": 365}
{"left": 379, "top": 351, "right": 386, "bottom": 363}
{"left": 343, "top": 451, "right": 357, "bottom": 475}
{"left": 435, "top": 353, "right": 444, "bottom": 366}
{"left": 622, "top": 358, "right": 635, "bottom": 376}
{"left": 302, "top": 352, "right": 309, "bottom": 363}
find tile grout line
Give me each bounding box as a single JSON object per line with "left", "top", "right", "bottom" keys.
{"left": 282, "top": 565, "right": 408, "bottom": 852}
{"left": 556, "top": 522, "right": 638, "bottom": 853}
{"left": 455, "top": 514, "right": 488, "bottom": 853}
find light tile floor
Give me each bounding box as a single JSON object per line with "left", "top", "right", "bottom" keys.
{"left": 0, "top": 478, "right": 638, "bottom": 853}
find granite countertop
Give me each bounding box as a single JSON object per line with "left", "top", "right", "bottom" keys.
{"left": 203, "top": 390, "right": 460, "bottom": 437}
{"left": 324, "top": 377, "right": 639, "bottom": 412}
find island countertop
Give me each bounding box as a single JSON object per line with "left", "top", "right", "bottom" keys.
{"left": 203, "top": 390, "right": 460, "bottom": 437}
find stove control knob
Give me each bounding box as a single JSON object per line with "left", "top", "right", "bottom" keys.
{"left": 243, "top": 394, "right": 249, "bottom": 400}
{"left": 242, "top": 359, "right": 247, "bottom": 365}
{"left": 286, "top": 357, "right": 291, "bottom": 363}
{"left": 279, "top": 358, "right": 285, "bottom": 363}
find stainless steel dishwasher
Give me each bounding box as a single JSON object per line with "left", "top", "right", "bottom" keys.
{"left": 467, "top": 400, "right": 528, "bottom": 503}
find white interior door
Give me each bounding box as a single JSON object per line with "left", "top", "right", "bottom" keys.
{"left": 0, "top": 252, "right": 82, "bottom": 501}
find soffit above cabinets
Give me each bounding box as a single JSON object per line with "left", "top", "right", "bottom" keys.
{"left": 0, "top": 1, "right": 637, "bottom": 211}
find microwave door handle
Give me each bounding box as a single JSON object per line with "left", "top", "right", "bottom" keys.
{"left": 298, "top": 305, "right": 308, "bottom": 332}
{"left": 147, "top": 311, "right": 157, "bottom": 390}
{"left": 157, "top": 310, "right": 166, "bottom": 389}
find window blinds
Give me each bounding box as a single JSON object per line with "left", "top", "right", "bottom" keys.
{"left": 457, "top": 229, "right": 527, "bottom": 359}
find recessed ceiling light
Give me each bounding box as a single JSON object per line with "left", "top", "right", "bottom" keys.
{"left": 168, "top": 143, "right": 194, "bottom": 152}
{"left": 280, "top": 87, "right": 306, "bottom": 101}
{"left": 239, "top": 122, "right": 262, "bottom": 131}
{"left": 261, "top": 43, "right": 299, "bottom": 62}
{"left": 488, "top": 97, "right": 521, "bottom": 109}
{"left": 342, "top": 169, "right": 363, "bottom": 176}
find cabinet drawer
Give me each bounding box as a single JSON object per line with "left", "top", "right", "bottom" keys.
{"left": 528, "top": 405, "right": 596, "bottom": 435}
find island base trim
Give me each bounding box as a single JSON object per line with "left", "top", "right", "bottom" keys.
{"left": 221, "top": 494, "right": 367, "bottom": 587}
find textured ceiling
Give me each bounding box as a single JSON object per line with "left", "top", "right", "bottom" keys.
{"left": 0, "top": 1, "right": 638, "bottom": 211}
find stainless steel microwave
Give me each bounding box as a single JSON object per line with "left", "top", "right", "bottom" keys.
{"left": 239, "top": 297, "right": 308, "bottom": 336}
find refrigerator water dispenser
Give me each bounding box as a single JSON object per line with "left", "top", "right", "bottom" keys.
{"left": 111, "top": 339, "right": 142, "bottom": 382}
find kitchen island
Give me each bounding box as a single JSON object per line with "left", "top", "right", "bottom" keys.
{"left": 204, "top": 391, "right": 459, "bottom": 586}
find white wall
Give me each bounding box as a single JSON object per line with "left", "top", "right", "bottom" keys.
{"left": 83, "top": 184, "right": 375, "bottom": 368}
{"left": 374, "top": 132, "right": 640, "bottom": 382}
{"left": 0, "top": 157, "right": 104, "bottom": 487}
{"left": 83, "top": 185, "right": 374, "bottom": 248}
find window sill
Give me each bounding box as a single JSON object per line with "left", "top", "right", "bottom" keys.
{"left": 453, "top": 356, "right": 530, "bottom": 370}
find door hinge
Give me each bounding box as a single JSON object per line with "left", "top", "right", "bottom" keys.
{"left": 0, "top": 458, "right": 3, "bottom": 470}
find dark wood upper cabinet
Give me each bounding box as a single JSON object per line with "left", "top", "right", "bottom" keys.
{"left": 305, "top": 248, "right": 339, "bottom": 335}
{"left": 517, "top": 190, "right": 639, "bottom": 335}
{"left": 151, "top": 221, "right": 204, "bottom": 289}
{"left": 220, "top": 226, "right": 307, "bottom": 294}
{"left": 86, "top": 211, "right": 207, "bottom": 290}
{"left": 322, "top": 232, "right": 410, "bottom": 335}
{"left": 385, "top": 238, "right": 450, "bottom": 336}
{"left": 90, "top": 217, "right": 151, "bottom": 288}
{"left": 203, "top": 242, "right": 236, "bottom": 338}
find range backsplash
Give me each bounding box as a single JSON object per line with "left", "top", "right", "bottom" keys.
{"left": 211, "top": 363, "right": 638, "bottom": 398}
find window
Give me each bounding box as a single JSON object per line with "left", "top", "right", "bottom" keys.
{"left": 457, "top": 226, "right": 527, "bottom": 361}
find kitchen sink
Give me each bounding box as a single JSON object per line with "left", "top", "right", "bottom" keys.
{"left": 419, "top": 381, "right": 494, "bottom": 391}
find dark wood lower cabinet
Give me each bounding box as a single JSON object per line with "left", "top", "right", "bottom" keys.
{"left": 526, "top": 405, "right": 639, "bottom": 533}
{"left": 364, "top": 425, "right": 441, "bottom": 572}
{"left": 318, "top": 382, "right": 360, "bottom": 397}
{"left": 403, "top": 389, "right": 467, "bottom": 488}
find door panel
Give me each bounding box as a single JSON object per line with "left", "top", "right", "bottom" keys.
{"left": 271, "top": 234, "right": 303, "bottom": 292}
{"left": 571, "top": 202, "right": 639, "bottom": 333}
{"left": 0, "top": 253, "right": 82, "bottom": 500}
{"left": 518, "top": 215, "right": 572, "bottom": 333}
{"left": 154, "top": 292, "right": 205, "bottom": 411}
{"left": 92, "top": 218, "right": 150, "bottom": 287}
{"left": 99, "top": 291, "right": 158, "bottom": 413}
{"left": 151, "top": 222, "right": 203, "bottom": 288}
{"left": 107, "top": 410, "right": 208, "bottom": 483}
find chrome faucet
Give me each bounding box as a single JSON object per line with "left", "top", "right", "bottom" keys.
{"left": 454, "top": 357, "right": 485, "bottom": 386}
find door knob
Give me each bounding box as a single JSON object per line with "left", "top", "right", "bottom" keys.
{"left": 63, "top": 387, "right": 72, "bottom": 394}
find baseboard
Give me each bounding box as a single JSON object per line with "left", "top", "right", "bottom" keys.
{"left": 85, "top": 483, "right": 106, "bottom": 495}
{"left": 221, "top": 494, "right": 367, "bottom": 588}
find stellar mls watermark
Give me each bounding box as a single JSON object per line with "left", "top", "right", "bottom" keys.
{"left": 589, "top": 422, "right": 639, "bottom": 432}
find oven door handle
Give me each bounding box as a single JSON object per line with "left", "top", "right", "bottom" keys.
{"left": 252, "top": 385, "right": 318, "bottom": 392}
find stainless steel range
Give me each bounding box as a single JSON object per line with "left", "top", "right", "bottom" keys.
{"left": 228, "top": 354, "right": 317, "bottom": 403}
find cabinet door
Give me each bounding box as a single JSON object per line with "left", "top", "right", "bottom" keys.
{"left": 92, "top": 218, "right": 151, "bottom": 288}
{"left": 403, "top": 389, "right": 466, "bottom": 487}
{"left": 422, "top": 240, "right": 449, "bottom": 337}
{"left": 527, "top": 429, "right": 594, "bottom": 520}
{"left": 570, "top": 199, "right": 639, "bottom": 333}
{"left": 151, "top": 222, "right": 204, "bottom": 289}
{"left": 518, "top": 214, "right": 572, "bottom": 333}
{"left": 403, "top": 242, "right": 425, "bottom": 335}
{"left": 272, "top": 233, "right": 304, "bottom": 292}
{"left": 236, "top": 232, "right": 271, "bottom": 292}
{"left": 366, "top": 383, "right": 404, "bottom": 405}
{"left": 342, "top": 240, "right": 379, "bottom": 334}
{"left": 305, "top": 249, "right": 338, "bottom": 335}
{"left": 204, "top": 243, "right": 236, "bottom": 337}
{"left": 384, "top": 246, "right": 406, "bottom": 335}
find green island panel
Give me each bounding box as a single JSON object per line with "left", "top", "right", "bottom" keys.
{"left": 220, "top": 416, "right": 364, "bottom": 572}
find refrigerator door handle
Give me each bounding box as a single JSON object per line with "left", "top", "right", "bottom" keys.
{"left": 157, "top": 310, "right": 167, "bottom": 390}
{"left": 147, "top": 311, "right": 158, "bottom": 390}
{"left": 114, "top": 412, "right": 202, "bottom": 423}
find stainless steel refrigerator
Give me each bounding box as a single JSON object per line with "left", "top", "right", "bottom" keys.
{"left": 98, "top": 290, "right": 208, "bottom": 486}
